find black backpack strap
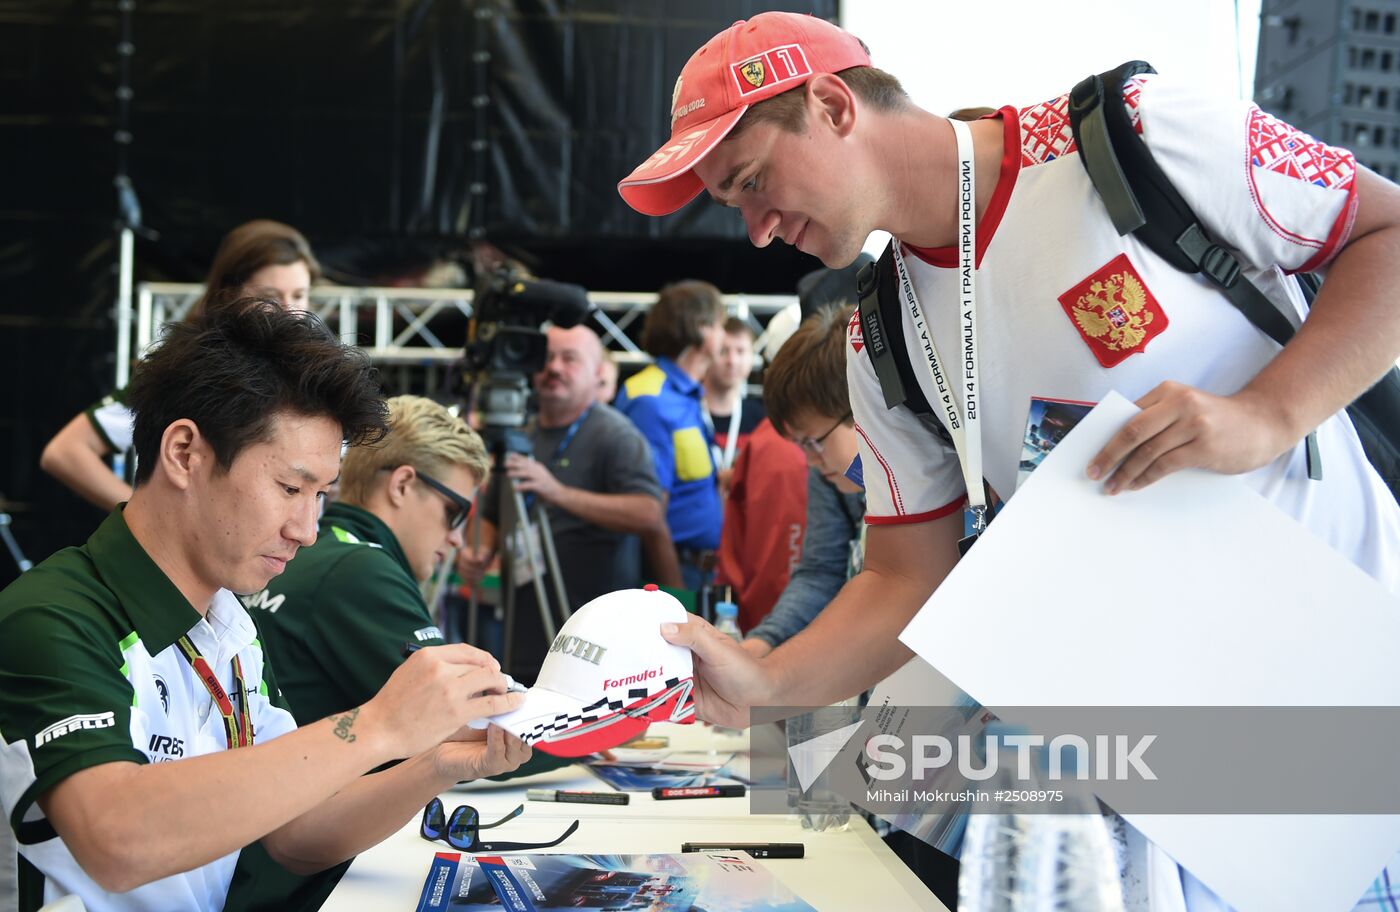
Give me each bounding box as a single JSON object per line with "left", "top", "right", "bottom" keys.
{"left": 857, "top": 244, "right": 954, "bottom": 447}
{"left": 1068, "top": 62, "right": 1299, "bottom": 349}
{"left": 1069, "top": 61, "right": 1321, "bottom": 479}
{"left": 858, "top": 246, "right": 940, "bottom": 419}
{"left": 1067, "top": 61, "right": 1154, "bottom": 235}
{"left": 857, "top": 247, "right": 912, "bottom": 412}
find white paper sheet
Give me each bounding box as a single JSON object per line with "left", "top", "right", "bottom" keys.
{"left": 897, "top": 392, "right": 1400, "bottom": 912}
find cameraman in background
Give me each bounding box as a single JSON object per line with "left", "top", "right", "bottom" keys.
{"left": 458, "top": 325, "right": 668, "bottom": 680}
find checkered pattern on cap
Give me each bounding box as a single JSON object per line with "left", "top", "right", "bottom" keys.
{"left": 515, "top": 678, "right": 695, "bottom": 746}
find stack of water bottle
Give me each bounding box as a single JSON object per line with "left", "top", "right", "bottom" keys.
{"left": 959, "top": 723, "right": 1125, "bottom": 911}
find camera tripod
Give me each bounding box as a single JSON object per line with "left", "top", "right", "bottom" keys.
{"left": 467, "top": 428, "right": 571, "bottom": 664}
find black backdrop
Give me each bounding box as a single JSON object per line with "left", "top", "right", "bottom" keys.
{"left": 0, "top": 0, "right": 838, "bottom": 583}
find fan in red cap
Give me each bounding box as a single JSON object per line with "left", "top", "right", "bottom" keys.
{"left": 618, "top": 12, "right": 870, "bottom": 217}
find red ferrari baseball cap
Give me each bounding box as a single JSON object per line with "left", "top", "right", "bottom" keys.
{"left": 617, "top": 12, "right": 871, "bottom": 217}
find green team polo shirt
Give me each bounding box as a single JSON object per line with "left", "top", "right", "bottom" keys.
{"left": 0, "top": 509, "right": 298, "bottom": 912}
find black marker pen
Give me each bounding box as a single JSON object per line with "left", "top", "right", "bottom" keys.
{"left": 681, "top": 842, "right": 804, "bottom": 859}
{"left": 651, "top": 785, "right": 746, "bottom": 800}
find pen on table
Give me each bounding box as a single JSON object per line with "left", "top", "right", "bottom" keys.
{"left": 400, "top": 642, "right": 528, "bottom": 693}
{"left": 651, "top": 785, "right": 746, "bottom": 800}
{"left": 681, "top": 842, "right": 804, "bottom": 859}
{"left": 527, "top": 789, "right": 630, "bottom": 806}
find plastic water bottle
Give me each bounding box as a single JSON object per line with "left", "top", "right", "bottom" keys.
{"left": 711, "top": 602, "right": 744, "bottom": 737}
{"left": 959, "top": 725, "right": 1124, "bottom": 911}
{"left": 785, "top": 696, "right": 860, "bottom": 832}
{"left": 713, "top": 601, "right": 742, "bottom": 642}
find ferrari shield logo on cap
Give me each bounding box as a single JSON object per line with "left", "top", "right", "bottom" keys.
{"left": 739, "top": 58, "right": 766, "bottom": 88}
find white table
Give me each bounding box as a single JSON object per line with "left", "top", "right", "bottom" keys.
{"left": 323, "top": 724, "right": 947, "bottom": 911}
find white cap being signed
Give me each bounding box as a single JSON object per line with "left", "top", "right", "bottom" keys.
{"left": 469, "top": 586, "right": 697, "bottom": 756}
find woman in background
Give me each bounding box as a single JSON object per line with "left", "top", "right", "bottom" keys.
{"left": 39, "top": 219, "right": 320, "bottom": 511}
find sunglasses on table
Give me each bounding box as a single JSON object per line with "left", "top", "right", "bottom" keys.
{"left": 419, "top": 797, "right": 580, "bottom": 853}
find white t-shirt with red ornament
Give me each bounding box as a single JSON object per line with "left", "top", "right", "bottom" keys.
{"left": 847, "top": 71, "right": 1400, "bottom": 596}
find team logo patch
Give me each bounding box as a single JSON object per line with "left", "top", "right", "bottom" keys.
{"left": 1248, "top": 107, "right": 1354, "bottom": 190}
{"left": 549, "top": 631, "right": 607, "bottom": 666}
{"left": 148, "top": 733, "right": 184, "bottom": 760}
{"left": 739, "top": 58, "right": 765, "bottom": 89}
{"left": 731, "top": 44, "right": 811, "bottom": 97}
{"left": 1057, "top": 254, "right": 1168, "bottom": 368}
{"left": 153, "top": 674, "right": 170, "bottom": 714}
{"left": 847, "top": 308, "right": 864, "bottom": 353}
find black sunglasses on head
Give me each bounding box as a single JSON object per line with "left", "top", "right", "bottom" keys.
{"left": 377, "top": 465, "right": 475, "bottom": 530}
{"left": 416, "top": 469, "right": 474, "bottom": 531}
{"left": 408, "top": 467, "right": 475, "bottom": 530}
{"left": 419, "top": 798, "right": 579, "bottom": 853}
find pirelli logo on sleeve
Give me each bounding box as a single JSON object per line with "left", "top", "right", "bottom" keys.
{"left": 35, "top": 711, "right": 116, "bottom": 747}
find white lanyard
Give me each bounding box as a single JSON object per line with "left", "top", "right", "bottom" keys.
{"left": 891, "top": 118, "right": 986, "bottom": 531}
{"left": 722, "top": 399, "right": 741, "bottom": 469}
{"left": 703, "top": 397, "right": 743, "bottom": 470}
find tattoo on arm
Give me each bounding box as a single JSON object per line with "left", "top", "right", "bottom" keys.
{"left": 331, "top": 707, "right": 360, "bottom": 743}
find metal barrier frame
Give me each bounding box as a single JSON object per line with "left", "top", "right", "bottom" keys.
{"left": 124, "top": 283, "right": 799, "bottom": 385}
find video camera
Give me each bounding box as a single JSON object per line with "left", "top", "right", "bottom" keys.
{"left": 464, "top": 265, "right": 592, "bottom": 437}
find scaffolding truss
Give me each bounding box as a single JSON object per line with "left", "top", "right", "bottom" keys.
{"left": 123, "top": 283, "right": 799, "bottom": 387}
